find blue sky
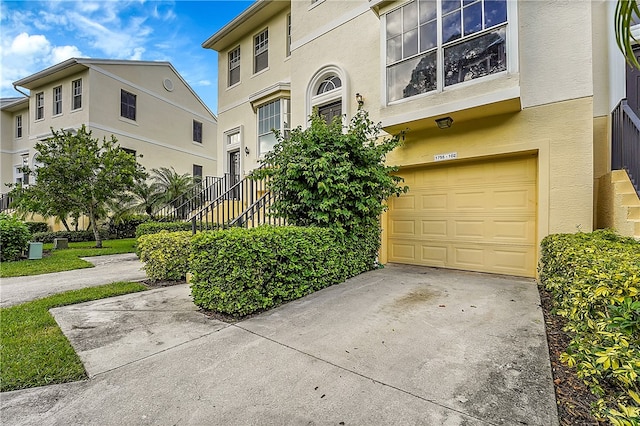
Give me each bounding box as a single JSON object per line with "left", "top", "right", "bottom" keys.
{"left": 0, "top": 0, "right": 254, "bottom": 113}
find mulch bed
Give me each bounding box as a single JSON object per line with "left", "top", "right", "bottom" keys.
{"left": 538, "top": 285, "right": 606, "bottom": 426}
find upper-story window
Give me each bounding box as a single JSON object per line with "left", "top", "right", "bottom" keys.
{"left": 35, "top": 92, "right": 44, "bottom": 120}
{"left": 229, "top": 47, "right": 240, "bottom": 86}
{"left": 257, "top": 98, "right": 290, "bottom": 155}
{"left": 193, "top": 120, "right": 203, "bottom": 143}
{"left": 121, "top": 89, "right": 136, "bottom": 121}
{"left": 53, "top": 86, "right": 62, "bottom": 115}
{"left": 254, "top": 29, "right": 269, "bottom": 73}
{"left": 72, "top": 79, "right": 82, "bottom": 110}
{"left": 286, "top": 14, "right": 292, "bottom": 57}
{"left": 16, "top": 115, "right": 22, "bottom": 138}
{"left": 386, "top": 0, "right": 507, "bottom": 103}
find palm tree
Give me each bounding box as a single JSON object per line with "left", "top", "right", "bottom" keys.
{"left": 615, "top": 0, "right": 640, "bottom": 68}
{"left": 151, "top": 167, "right": 195, "bottom": 207}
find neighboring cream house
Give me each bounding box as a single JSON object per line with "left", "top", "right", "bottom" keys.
{"left": 203, "top": 0, "right": 635, "bottom": 278}
{"left": 1, "top": 58, "right": 218, "bottom": 191}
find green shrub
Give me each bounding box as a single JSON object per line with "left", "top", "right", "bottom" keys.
{"left": 31, "top": 229, "right": 109, "bottom": 243}
{"left": 539, "top": 230, "right": 640, "bottom": 424}
{"left": 190, "top": 225, "right": 378, "bottom": 317}
{"left": 108, "top": 215, "right": 149, "bottom": 239}
{"left": 135, "top": 221, "right": 193, "bottom": 237}
{"left": 25, "top": 222, "right": 49, "bottom": 234}
{"left": 0, "top": 213, "right": 31, "bottom": 261}
{"left": 137, "top": 231, "right": 191, "bottom": 281}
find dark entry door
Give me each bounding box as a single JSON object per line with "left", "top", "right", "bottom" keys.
{"left": 229, "top": 150, "right": 240, "bottom": 199}
{"left": 318, "top": 100, "right": 342, "bottom": 124}
{"left": 626, "top": 48, "right": 640, "bottom": 116}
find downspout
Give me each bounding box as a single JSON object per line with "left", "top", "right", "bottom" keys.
{"left": 13, "top": 84, "right": 29, "bottom": 98}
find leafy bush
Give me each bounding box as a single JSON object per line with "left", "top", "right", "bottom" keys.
{"left": 31, "top": 229, "right": 109, "bottom": 243}
{"left": 137, "top": 231, "right": 191, "bottom": 281}
{"left": 190, "top": 225, "right": 378, "bottom": 317}
{"left": 25, "top": 222, "right": 49, "bottom": 234}
{"left": 0, "top": 213, "right": 31, "bottom": 261}
{"left": 108, "top": 214, "right": 149, "bottom": 239}
{"left": 135, "top": 221, "right": 193, "bottom": 237}
{"left": 539, "top": 230, "right": 640, "bottom": 425}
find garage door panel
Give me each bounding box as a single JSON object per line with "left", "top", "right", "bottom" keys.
{"left": 387, "top": 156, "right": 537, "bottom": 277}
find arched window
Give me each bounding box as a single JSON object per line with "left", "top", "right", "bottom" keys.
{"left": 316, "top": 76, "right": 342, "bottom": 95}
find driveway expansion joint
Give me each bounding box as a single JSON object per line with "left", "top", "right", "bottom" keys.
{"left": 232, "top": 323, "right": 500, "bottom": 426}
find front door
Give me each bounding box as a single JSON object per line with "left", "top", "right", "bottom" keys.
{"left": 228, "top": 149, "right": 240, "bottom": 199}
{"left": 626, "top": 47, "right": 640, "bottom": 116}
{"left": 318, "top": 100, "right": 342, "bottom": 125}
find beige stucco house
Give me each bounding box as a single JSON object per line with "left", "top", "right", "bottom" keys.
{"left": 202, "top": 0, "right": 636, "bottom": 278}
{"left": 1, "top": 59, "right": 218, "bottom": 193}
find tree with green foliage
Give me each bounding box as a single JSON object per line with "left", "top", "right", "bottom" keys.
{"left": 8, "top": 126, "right": 145, "bottom": 248}
{"left": 151, "top": 166, "right": 194, "bottom": 206}
{"left": 253, "top": 110, "right": 407, "bottom": 267}
{"left": 0, "top": 213, "right": 31, "bottom": 261}
{"left": 255, "top": 110, "right": 407, "bottom": 232}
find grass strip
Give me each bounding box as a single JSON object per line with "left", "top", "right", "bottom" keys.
{"left": 0, "top": 281, "right": 147, "bottom": 392}
{"left": 0, "top": 238, "right": 137, "bottom": 278}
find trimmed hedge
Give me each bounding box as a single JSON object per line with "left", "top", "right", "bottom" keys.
{"left": 135, "top": 221, "right": 193, "bottom": 238}
{"left": 539, "top": 230, "right": 640, "bottom": 425}
{"left": 109, "top": 215, "right": 149, "bottom": 239}
{"left": 31, "top": 229, "right": 109, "bottom": 243}
{"left": 190, "top": 225, "right": 378, "bottom": 317}
{"left": 0, "top": 213, "right": 31, "bottom": 261}
{"left": 137, "top": 231, "right": 191, "bottom": 281}
{"left": 25, "top": 222, "right": 49, "bottom": 234}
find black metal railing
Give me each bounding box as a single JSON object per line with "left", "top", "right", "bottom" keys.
{"left": 0, "top": 193, "right": 12, "bottom": 212}
{"left": 152, "top": 176, "right": 224, "bottom": 221}
{"left": 612, "top": 99, "right": 640, "bottom": 197}
{"left": 188, "top": 164, "right": 286, "bottom": 233}
{"left": 228, "top": 190, "right": 284, "bottom": 228}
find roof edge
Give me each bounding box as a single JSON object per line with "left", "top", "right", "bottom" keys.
{"left": 202, "top": 0, "right": 271, "bottom": 50}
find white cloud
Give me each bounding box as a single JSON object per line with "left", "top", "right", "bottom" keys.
{"left": 50, "top": 45, "right": 82, "bottom": 63}
{"left": 197, "top": 80, "right": 212, "bottom": 87}
{"left": 129, "top": 47, "right": 145, "bottom": 61}
{"left": 10, "top": 32, "right": 50, "bottom": 56}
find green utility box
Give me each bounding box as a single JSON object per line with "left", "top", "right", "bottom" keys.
{"left": 28, "top": 242, "right": 43, "bottom": 260}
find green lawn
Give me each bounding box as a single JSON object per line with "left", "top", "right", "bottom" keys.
{"left": 0, "top": 238, "right": 138, "bottom": 278}
{"left": 0, "top": 282, "right": 148, "bottom": 392}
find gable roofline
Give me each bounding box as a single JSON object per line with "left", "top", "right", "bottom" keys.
{"left": 202, "top": 0, "right": 289, "bottom": 52}
{"left": 12, "top": 58, "right": 217, "bottom": 122}
{"left": 0, "top": 97, "right": 29, "bottom": 112}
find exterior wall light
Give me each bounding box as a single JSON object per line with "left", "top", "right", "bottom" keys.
{"left": 244, "top": 146, "right": 250, "bottom": 155}
{"left": 435, "top": 116, "right": 453, "bottom": 129}
{"left": 355, "top": 93, "right": 364, "bottom": 109}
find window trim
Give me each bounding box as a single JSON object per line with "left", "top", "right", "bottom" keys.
{"left": 306, "top": 65, "right": 349, "bottom": 128}
{"left": 286, "top": 14, "right": 292, "bottom": 57}
{"left": 254, "top": 28, "right": 269, "bottom": 74}
{"left": 224, "top": 126, "right": 243, "bottom": 175}
{"left": 228, "top": 46, "right": 241, "bottom": 87}
{"left": 52, "top": 85, "right": 63, "bottom": 116}
{"left": 35, "top": 92, "right": 44, "bottom": 121}
{"left": 120, "top": 89, "right": 137, "bottom": 121}
{"left": 381, "top": 0, "right": 517, "bottom": 106}
{"left": 72, "top": 79, "right": 82, "bottom": 111}
{"left": 16, "top": 115, "right": 22, "bottom": 139}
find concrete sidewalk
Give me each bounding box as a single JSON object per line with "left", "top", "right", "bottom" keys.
{"left": 1, "top": 265, "right": 558, "bottom": 425}
{"left": 0, "top": 253, "right": 146, "bottom": 308}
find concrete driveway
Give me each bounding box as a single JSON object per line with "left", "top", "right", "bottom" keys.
{"left": 1, "top": 265, "right": 558, "bottom": 425}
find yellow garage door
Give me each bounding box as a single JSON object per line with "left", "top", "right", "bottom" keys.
{"left": 387, "top": 155, "right": 537, "bottom": 277}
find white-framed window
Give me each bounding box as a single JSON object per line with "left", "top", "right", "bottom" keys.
{"left": 72, "top": 79, "right": 82, "bottom": 110}
{"left": 16, "top": 115, "right": 22, "bottom": 138}
{"left": 227, "top": 130, "right": 241, "bottom": 147}
{"left": 53, "top": 86, "right": 62, "bottom": 115}
{"left": 121, "top": 89, "right": 136, "bottom": 120}
{"left": 193, "top": 164, "right": 203, "bottom": 181}
{"left": 385, "top": 0, "right": 508, "bottom": 103}
{"left": 229, "top": 47, "right": 240, "bottom": 86}
{"left": 254, "top": 29, "right": 269, "bottom": 73}
{"left": 193, "top": 120, "right": 203, "bottom": 143}
{"left": 257, "top": 98, "right": 290, "bottom": 155}
{"left": 286, "top": 14, "right": 292, "bottom": 57}
{"left": 35, "top": 92, "right": 44, "bottom": 120}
